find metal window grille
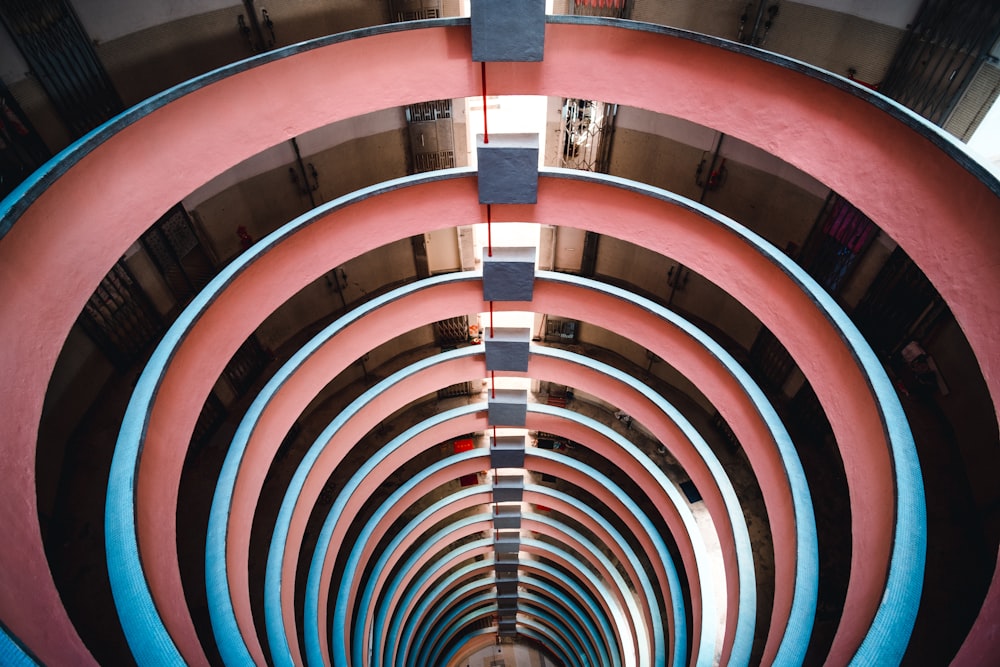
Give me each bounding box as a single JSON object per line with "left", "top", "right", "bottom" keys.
{"left": 853, "top": 248, "right": 944, "bottom": 357}
{"left": 557, "top": 99, "right": 617, "bottom": 173}
{"left": 434, "top": 316, "right": 469, "bottom": 346}
{"left": 880, "top": 0, "right": 1000, "bottom": 126}
{"left": 406, "top": 99, "right": 452, "bottom": 122}
{"left": 413, "top": 150, "right": 456, "bottom": 172}
{"left": 78, "top": 261, "right": 164, "bottom": 369}
{"left": 395, "top": 8, "right": 439, "bottom": 21}
{"left": 140, "top": 205, "right": 214, "bottom": 303}
{"left": 571, "top": 0, "right": 629, "bottom": 18}
{"left": 542, "top": 317, "right": 577, "bottom": 343}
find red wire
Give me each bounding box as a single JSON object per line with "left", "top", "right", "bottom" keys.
{"left": 480, "top": 61, "right": 489, "bottom": 144}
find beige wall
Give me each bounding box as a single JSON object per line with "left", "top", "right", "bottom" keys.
{"left": 97, "top": 5, "right": 248, "bottom": 107}
{"left": 610, "top": 126, "right": 705, "bottom": 201}
{"left": 191, "top": 127, "right": 409, "bottom": 263}
{"left": 6, "top": 77, "right": 73, "bottom": 155}
{"left": 259, "top": 0, "right": 389, "bottom": 47}
{"left": 671, "top": 272, "right": 763, "bottom": 351}
{"left": 631, "top": 0, "right": 906, "bottom": 84}
{"left": 577, "top": 321, "right": 715, "bottom": 414}
{"left": 255, "top": 238, "right": 418, "bottom": 352}
{"left": 453, "top": 642, "right": 556, "bottom": 667}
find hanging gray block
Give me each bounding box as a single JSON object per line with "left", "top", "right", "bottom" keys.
{"left": 497, "top": 593, "right": 518, "bottom": 611}
{"left": 493, "top": 474, "right": 524, "bottom": 503}
{"left": 498, "top": 618, "right": 518, "bottom": 636}
{"left": 496, "top": 578, "right": 518, "bottom": 597}
{"left": 483, "top": 247, "right": 536, "bottom": 301}
{"left": 477, "top": 134, "right": 539, "bottom": 204}
{"left": 495, "top": 556, "right": 519, "bottom": 579}
{"left": 491, "top": 434, "right": 527, "bottom": 469}
{"left": 488, "top": 389, "right": 527, "bottom": 426}
{"left": 493, "top": 504, "right": 522, "bottom": 530}
{"left": 494, "top": 531, "right": 521, "bottom": 554}
{"left": 470, "top": 0, "right": 545, "bottom": 62}
{"left": 485, "top": 328, "right": 531, "bottom": 371}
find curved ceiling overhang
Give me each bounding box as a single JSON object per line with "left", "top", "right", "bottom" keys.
{"left": 0, "top": 15, "right": 995, "bottom": 667}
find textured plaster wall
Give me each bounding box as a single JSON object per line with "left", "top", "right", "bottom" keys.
{"left": 631, "top": 0, "right": 906, "bottom": 85}
{"left": 97, "top": 6, "right": 248, "bottom": 107}
{"left": 191, "top": 128, "right": 409, "bottom": 263}
{"left": 576, "top": 321, "right": 715, "bottom": 415}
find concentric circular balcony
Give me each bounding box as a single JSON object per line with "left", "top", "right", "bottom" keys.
{"left": 0, "top": 14, "right": 998, "bottom": 667}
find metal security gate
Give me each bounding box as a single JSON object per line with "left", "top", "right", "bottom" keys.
{"left": 557, "top": 99, "right": 617, "bottom": 173}
{"left": 0, "top": 79, "right": 50, "bottom": 199}
{"left": 853, "top": 248, "right": 944, "bottom": 357}
{"left": 880, "top": 0, "right": 1000, "bottom": 126}
{"left": 407, "top": 99, "right": 456, "bottom": 173}
{"left": 749, "top": 328, "right": 795, "bottom": 394}
{"left": 570, "top": 0, "right": 630, "bottom": 19}
{"left": 796, "top": 193, "right": 878, "bottom": 295}
{"left": 78, "top": 261, "right": 164, "bottom": 369}
{"left": 434, "top": 315, "right": 470, "bottom": 347}
{"left": 0, "top": 0, "right": 123, "bottom": 137}
{"left": 140, "top": 205, "right": 215, "bottom": 305}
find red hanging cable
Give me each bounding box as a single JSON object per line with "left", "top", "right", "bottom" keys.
{"left": 491, "top": 370, "right": 496, "bottom": 398}
{"left": 486, "top": 204, "right": 492, "bottom": 257}
{"left": 489, "top": 300, "right": 494, "bottom": 336}
{"left": 480, "top": 61, "right": 489, "bottom": 144}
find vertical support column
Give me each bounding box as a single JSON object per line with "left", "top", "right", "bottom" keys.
{"left": 494, "top": 521, "right": 520, "bottom": 633}
{"left": 470, "top": 0, "right": 545, "bottom": 643}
